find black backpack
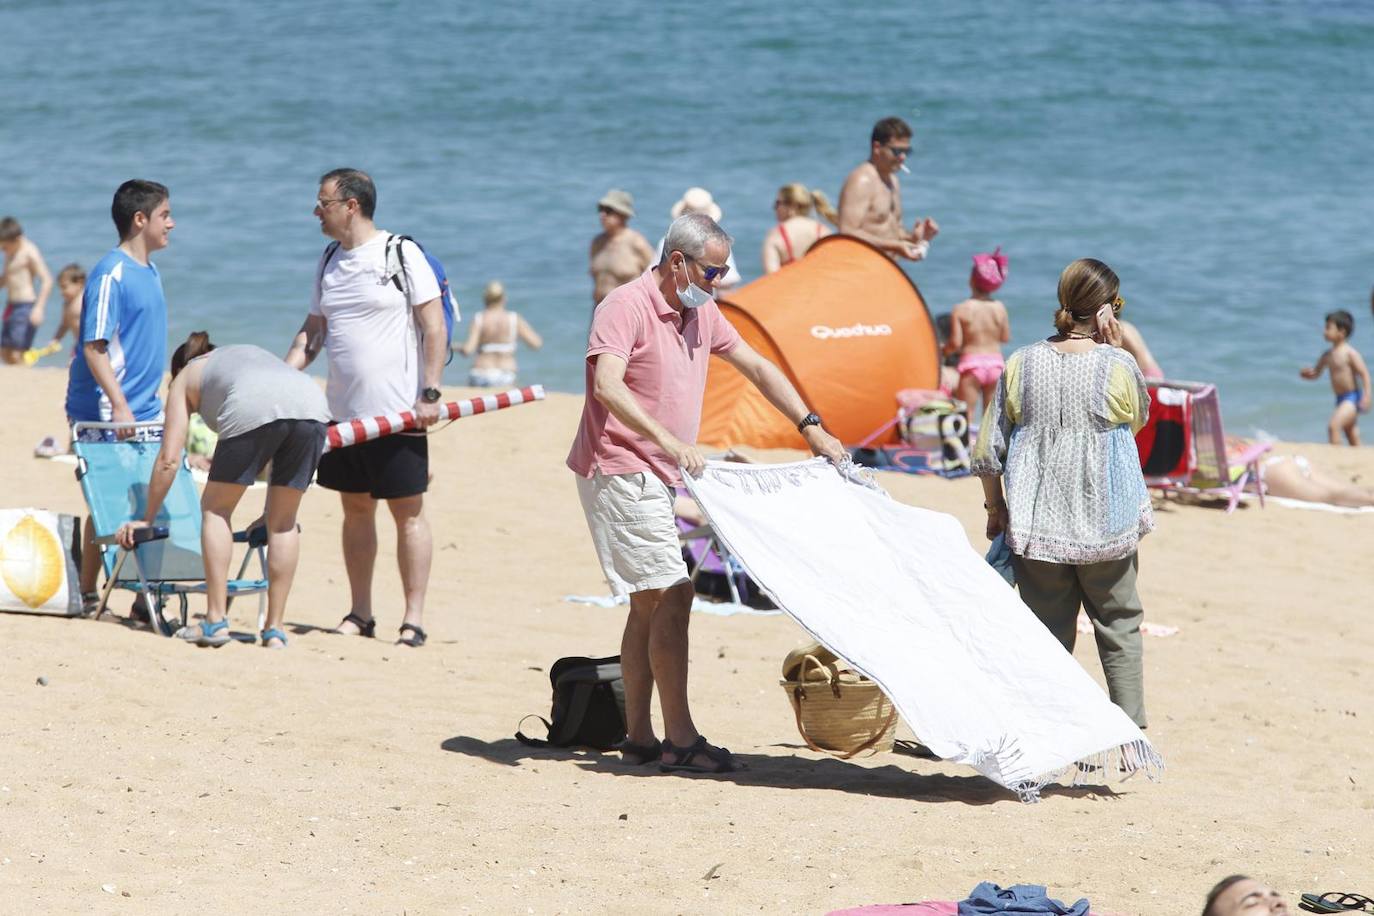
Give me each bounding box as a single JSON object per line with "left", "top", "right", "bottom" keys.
{"left": 516, "top": 655, "right": 626, "bottom": 751}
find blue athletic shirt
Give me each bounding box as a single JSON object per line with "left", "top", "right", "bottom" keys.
{"left": 65, "top": 248, "right": 168, "bottom": 422}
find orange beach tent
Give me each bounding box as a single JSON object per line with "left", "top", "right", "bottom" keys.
{"left": 699, "top": 235, "right": 940, "bottom": 450}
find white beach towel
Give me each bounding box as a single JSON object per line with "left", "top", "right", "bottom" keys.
{"left": 683, "top": 458, "right": 1163, "bottom": 802}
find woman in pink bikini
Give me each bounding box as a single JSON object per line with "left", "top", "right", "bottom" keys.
{"left": 945, "top": 247, "right": 1011, "bottom": 423}
{"left": 761, "top": 183, "right": 837, "bottom": 274}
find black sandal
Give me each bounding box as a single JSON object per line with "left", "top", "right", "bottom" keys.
{"left": 334, "top": 612, "right": 376, "bottom": 638}
{"left": 616, "top": 738, "right": 663, "bottom": 766}
{"left": 1301, "top": 893, "right": 1374, "bottom": 913}
{"left": 659, "top": 736, "right": 742, "bottom": 774}
{"left": 397, "top": 623, "right": 427, "bottom": 647}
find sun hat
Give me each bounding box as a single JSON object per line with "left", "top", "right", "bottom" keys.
{"left": 670, "top": 187, "right": 723, "bottom": 222}
{"left": 971, "top": 247, "right": 1009, "bottom": 293}
{"left": 598, "top": 189, "right": 635, "bottom": 219}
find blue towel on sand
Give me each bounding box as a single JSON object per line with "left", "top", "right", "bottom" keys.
{"left": 957, "top": 882, "right": 1090, "bottom": 915}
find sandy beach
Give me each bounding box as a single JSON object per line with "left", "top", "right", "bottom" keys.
{"left": 0, "top": 362, "right": 1369, "bottom": 915}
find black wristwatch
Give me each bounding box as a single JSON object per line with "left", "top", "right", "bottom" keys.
{"left": 797, "top": 412, "right": 822, "bottom": 433}
{"left": 421, "top": 386, "right": 442, "bottom": 404}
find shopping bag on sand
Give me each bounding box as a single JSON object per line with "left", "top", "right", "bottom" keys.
{"left": 516, "top": 655, "right": 627, "bottom": 751}
{"left": 781, "top": 642, "right": 897, "bottom": 759}
{"left": 0, "top": 509, "right": 82, "bottom": 617}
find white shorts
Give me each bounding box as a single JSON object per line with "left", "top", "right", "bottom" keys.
{"left": 576, "top": 469, "right": 689, "bottom": 596}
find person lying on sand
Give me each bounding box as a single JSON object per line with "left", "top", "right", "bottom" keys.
{"left": 1260, "top": 452, "right": 1374, "bottom": 508}
{"left": 1202, "top": 875, "right": 1288, "bottom": 915}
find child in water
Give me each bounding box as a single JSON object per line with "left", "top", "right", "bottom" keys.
{"left": 945, "top": 248, "right": 1011, "bottom": 423}
{"left": 1300, "top": 309, "right": 1370, "bottom": 445}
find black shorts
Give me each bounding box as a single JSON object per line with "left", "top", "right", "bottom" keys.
{"left": 208, "top": 419, "right": 326, "bottom": 490}
{"left": 315, "top": 432, "right": 428, "bottom": 499}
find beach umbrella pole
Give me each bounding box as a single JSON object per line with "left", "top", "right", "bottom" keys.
{"left": 324, "top": 384, "right": 545, "bottom": 452}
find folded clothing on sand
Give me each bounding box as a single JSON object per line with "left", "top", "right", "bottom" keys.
{"left": 958, "top": 882, "right": 1089, "bottom": 915}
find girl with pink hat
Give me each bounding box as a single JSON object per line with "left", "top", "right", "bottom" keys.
{"left": 944, "top": 247, "right": 1011, "bottom": 423}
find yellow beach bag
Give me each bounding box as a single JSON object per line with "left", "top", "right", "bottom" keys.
{"left": 780, "top": 643, "right": 898, "bottom": 759}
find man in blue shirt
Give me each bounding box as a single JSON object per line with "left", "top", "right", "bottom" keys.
{"left": 66, "top": 179, "right": 175, "bottom": 613}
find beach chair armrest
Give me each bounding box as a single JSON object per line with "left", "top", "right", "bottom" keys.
{"left": 92, "top": 525, "right": 170, "bottom": 546}
{"left": 233, "top": 526, "right": 268, "bottom": 548}
{"left": 232, "top": 523, "right": 301, "bottom": 548}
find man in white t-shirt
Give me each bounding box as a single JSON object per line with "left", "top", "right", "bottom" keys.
{"left": 286, "top": 168, "right": 447, "bottom": 648}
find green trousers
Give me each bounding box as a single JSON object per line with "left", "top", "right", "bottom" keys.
{"left": 1012, "top": 551, "right": 1147, "bottom": 728}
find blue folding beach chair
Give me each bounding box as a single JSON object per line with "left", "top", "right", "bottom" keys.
{"left": 72, "top": 421, "right": 269, "bottom": 637}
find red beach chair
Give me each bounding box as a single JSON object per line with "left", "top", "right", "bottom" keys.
{"left": 1135, "top": 380, "right": 1270, "bottom": 514}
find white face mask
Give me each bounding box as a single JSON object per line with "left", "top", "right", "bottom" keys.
{"left": 674, "top": 257, "right": 715, "bottom": 310}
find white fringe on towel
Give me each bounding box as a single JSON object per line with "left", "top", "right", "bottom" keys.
{"left": 684, "top": 457, "right": 1164, "bottom": 802}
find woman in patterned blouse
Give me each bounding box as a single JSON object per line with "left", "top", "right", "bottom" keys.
{"left": 971, "top": 258, "right": 1153, "bottom": 728}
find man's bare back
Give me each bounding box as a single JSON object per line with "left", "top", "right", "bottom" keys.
{"left": 590, "top": 229, "right": 654, "bottom": 304}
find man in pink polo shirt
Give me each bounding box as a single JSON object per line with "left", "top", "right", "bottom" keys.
{"left": 568, "top": 212, "right": 845, "bottom": 775}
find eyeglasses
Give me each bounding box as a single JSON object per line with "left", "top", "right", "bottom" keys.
{"left": 685, "top": 254, "right": 730, "bottom": 283}
{"left": 315, "top": 198, "right": 347, "bottom": 210}
{"left": 597, "top": 205, "right": 621, "bottom": 216}
{"left": 885, "top": 144, "right": 912, "bottom": 158}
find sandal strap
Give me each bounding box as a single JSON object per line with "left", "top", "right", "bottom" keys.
{"left": 203, "top": 618, "right": 228, "bottom": 635}
{"left": 260, "top": 628, "right": 288, "bottom": 645}
{"left": 339, "top": 612, "right": 375, "bottom": 636}
{"left": 663, "top": 735, "right": 736, "bottom": 771}
{"left": 619, "top": 738, "right": 663, "bottom": 761}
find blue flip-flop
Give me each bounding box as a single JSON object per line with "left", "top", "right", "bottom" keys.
{"left": 259, "top": 628, "right": 288, "bottom": 649}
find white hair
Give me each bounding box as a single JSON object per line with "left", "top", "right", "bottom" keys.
{"left": 659, "top": 212, "right": 733, "bottom": 264}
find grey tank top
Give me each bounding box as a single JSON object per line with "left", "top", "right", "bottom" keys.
{"left": 197, "top": 344, "right": 331, "bottom": 439}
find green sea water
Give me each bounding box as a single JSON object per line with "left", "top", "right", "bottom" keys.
{"left": 3, "top": 0, "right": 1371, "bottom": 440}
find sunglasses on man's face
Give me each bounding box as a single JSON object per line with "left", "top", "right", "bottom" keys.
{"left": 685, "top": 254, "right": 730, "bottom": 283}
{"left": 597, "top": 205, "right": 620, "bottom": 216}
{"left": 885, "top": 144, "right": 912, "bottom": 158}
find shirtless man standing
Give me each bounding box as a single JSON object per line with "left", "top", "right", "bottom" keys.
{"left": 589, "top": 189, "right": 655, "bottom": 306}
{"left": 837, "top": 117, "right": 939, "bottom": 261}
{"left": 0, "top": 216, "right": 54, "bottom": 364}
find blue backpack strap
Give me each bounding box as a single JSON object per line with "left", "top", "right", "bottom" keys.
{"left": 317, "top": 240, "right": 341, "bottom": 285}
{"left": 385, "top": 234, "right": 408, "bottom": 295}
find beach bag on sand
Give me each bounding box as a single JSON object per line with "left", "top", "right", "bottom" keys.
{"left": 781, "top": 643, "right": 897, "bottom": 759}
{"left": 516, "top": 655, "right": 627, "bottom": 751}
{"left": 0, "top": 509, "right": 82, "bottom": 617}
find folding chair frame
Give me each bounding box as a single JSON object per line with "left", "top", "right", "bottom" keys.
{"left": 1141, "top": 380, "right": 1270, "bottom": 514}
{"left": 73, "top": 420, "right": 270, "bottom": 637}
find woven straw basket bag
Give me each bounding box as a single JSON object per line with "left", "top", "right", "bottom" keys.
{"left": 780, "top": 643, "right": 897, "bottom": 759}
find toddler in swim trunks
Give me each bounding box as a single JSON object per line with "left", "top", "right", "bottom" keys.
{"left": 1300, "top": 308, "right": 1371, "bottom": 445}
{"left": 944, "top": 247, "right": 1011, "bottom": 423}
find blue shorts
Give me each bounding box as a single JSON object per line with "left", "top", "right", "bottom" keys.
{"left": 1336, "top": 387, "right": 1363, "bottom": 410}
{"left": 1, "top": 301, "right": 37, "bottom": 350}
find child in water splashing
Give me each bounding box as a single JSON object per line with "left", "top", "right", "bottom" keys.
{"left": 945, "top": 248, "right": 1011, "bottom": 423}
